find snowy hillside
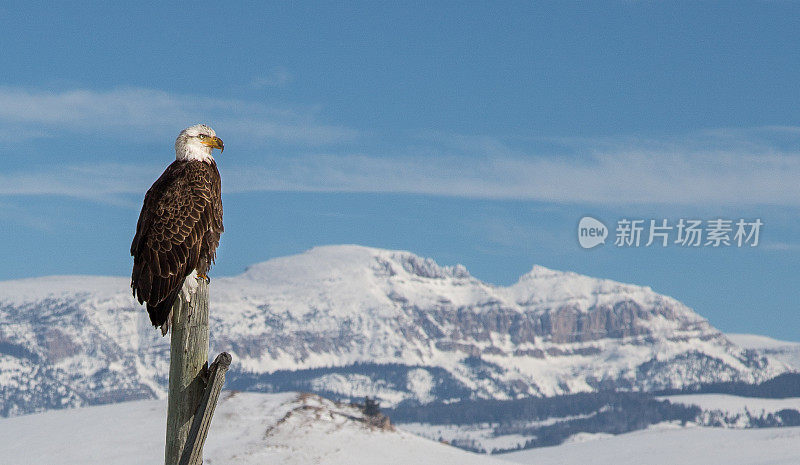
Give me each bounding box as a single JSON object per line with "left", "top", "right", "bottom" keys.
{"left": 499, "top": 423, "right": 800, "bottom": 465}
{"left": 2, "top": 391, "right": 796, "bottom": 465}
{"left": 728, "top": 333, "right": 800, "bottom": 370}
{"left": 0, "top": 391, "right": 504, "bottom": 465}
{"left": 661, "top": 393, "right": 800, "bottom": 428}
{"left": 661, "top": 393, "right": 800, "bottom": 416}
{"left": 0, "top": 245, "right": 790, "bottom": 416}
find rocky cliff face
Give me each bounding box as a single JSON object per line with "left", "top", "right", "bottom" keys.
{"left": 0, "top": 245, "right": 790, "bottom": 415}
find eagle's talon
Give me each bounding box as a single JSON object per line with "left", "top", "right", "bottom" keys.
{"left": 196, "top": 272, "right": 210, "bottom": 283}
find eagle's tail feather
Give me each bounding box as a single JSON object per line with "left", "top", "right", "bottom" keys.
{"left": 146, "top": 288, "right": 181, "bottom": 337}
{"left": 160, "top": 308, "right": 173, "bottom": 337}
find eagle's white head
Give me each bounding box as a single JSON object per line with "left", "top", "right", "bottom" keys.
{"left": 175, "top": 124, "right": 224, "bottom": 163}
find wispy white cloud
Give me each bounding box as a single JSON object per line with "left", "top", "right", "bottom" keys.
{"left": 216, "top": 149, "right": 800, "bottom": 205}
{"left": 0, "top": 163, "right": 156, "bottom": 207}
{"left": 0, "top": 86, "right": 356, "bottom": 145}
{"left": 5, "top": 146, "right": 800, "bottom": 206}
{"left": 1, "top": 85, "right": 799, "bottom": 206}
{"left": 249, "top": 66, "right": 292, "bottom": 88}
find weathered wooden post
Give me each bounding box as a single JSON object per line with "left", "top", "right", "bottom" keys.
{"left": 163, "top": 278, "right": 211, "bottom": 464}
{"left": 163, "top": 278, "right": 232, "bottom": 465}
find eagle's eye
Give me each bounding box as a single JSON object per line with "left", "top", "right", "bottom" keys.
{"left": 198, "top": 134, "right": 207, "bottom": 139}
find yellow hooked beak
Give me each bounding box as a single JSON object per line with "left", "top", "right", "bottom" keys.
{"left": 201, "top": 136, "right": 224, "bottom": 152}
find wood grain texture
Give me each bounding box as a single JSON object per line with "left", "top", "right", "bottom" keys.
{"left": 179, "top": 352, "right": 232, "bottom": 465}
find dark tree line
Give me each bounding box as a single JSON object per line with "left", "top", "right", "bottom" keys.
{"left": 386, "top": 391, "right": 701, "bottom": 452}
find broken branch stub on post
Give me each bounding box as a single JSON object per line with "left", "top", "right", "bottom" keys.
{"left": 179, "top": 352, "right": 232, "bottom": 465}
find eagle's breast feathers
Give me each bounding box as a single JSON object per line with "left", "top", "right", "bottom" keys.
{"left": 130, "top": 158, "right": 223, "bottom": 334}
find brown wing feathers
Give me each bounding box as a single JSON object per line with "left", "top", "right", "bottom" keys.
{"left": 131, "top": 161, "right": 222, "bottom": 333}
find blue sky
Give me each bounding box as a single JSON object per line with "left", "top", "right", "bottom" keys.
{"left": 1, "top": 2, "right": 799, "bottom": 340}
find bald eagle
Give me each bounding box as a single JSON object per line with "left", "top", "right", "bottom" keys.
{"left": 131, "top": 124, "right": 224, "bottom": 335}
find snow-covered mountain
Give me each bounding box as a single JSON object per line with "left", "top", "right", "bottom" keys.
{"left": 727, "top": 333, "right": 800, "bottom": 371}
{"left": 0, "top": 391, "right": 504, "bottom": 465}
{"left": 0, "top": 245, "right": 791, "bottom": 416}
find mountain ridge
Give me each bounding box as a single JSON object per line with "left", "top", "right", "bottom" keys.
{"left": 0, "top": 245, "right": 791, "bottom": 416}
